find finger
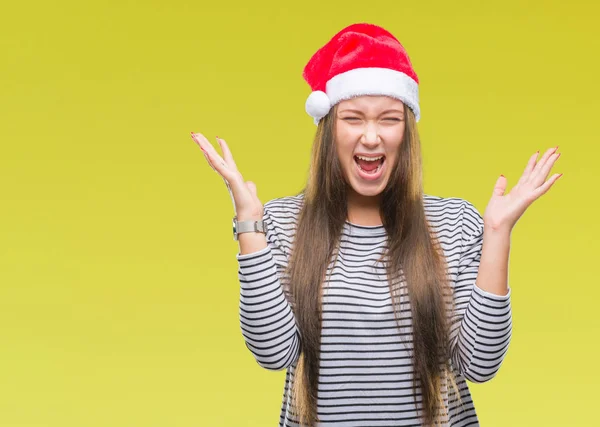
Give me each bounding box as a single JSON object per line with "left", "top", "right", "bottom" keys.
{"left": 532, "top": 173, "right": 562, "bottom": 199}
{"left": 530, "top": 150, "right": 560, "bottom": 188}
{"left": 516, "top": 152, "right": 538, "bottom": 187}
{"left": 199, "top": 143, "right": 219, "bottom": 173}
{"left": 538, "top": 151, "right": 561, "bottom": 182}
{"left": 205, "top": 150, "right": 234, "bottom": 181}
{"left": 202, "top": 151, "right": 238, "bottom": 214}
{"left": 204, "top": 150, "right": 240, "bottom": 203}
{"left": 216, "top": 136, "right": 238, "bottom": 170}
{"left": 203, "top": 152, "right": 231, "bottom": 188}
{"left": 202, "top": 151, "right": 217, "bottom": 173}
{"left": 531, "top": 146, "right": 558, "bottom": 178}
{"left": 519, "top": 151, "right": 539, "bottom": 183}
{"left": 192, "top": 132, "right": 236, "bottom": 181}
{"left": 192, "top": 132, "right": 229, "bottom": 168}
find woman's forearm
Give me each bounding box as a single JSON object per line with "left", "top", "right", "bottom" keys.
{"left": 476, "top": 225, "right": 511, "bottom": 296}
{"left": 238, "top": 232, "right": 268, "bottom": 255}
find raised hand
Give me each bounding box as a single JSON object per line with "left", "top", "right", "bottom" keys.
{"left": 483, "top": 146, "right": 563, "bottom": 233}
{"left": 191, "top": 132, "right": 263, "bottom": 221}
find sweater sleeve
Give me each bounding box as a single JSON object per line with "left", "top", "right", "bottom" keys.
{"left": 236, "top": 201, "right": 301, "bottom": 371}
{"left": 449, "top": 201, "right": 513, "bottom": 383}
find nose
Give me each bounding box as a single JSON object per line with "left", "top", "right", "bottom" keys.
{"left": 361, "top": 122, "right": 381, "bottom": 147}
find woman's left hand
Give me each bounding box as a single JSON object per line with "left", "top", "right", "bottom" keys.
{"left": 483, "top": 146, "right": 563, "bottom": 233}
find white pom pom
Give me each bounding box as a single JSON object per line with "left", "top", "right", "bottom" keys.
{"left": 305, "top": 90, "right": 331, "bottom": 120}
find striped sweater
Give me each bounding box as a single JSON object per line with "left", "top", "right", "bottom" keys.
{"left": 236, "top": 193, "right": 512, "bottom": 426}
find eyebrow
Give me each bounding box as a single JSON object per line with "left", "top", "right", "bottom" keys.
{"left": 338, "top": 108, "right": 404, "bottom": 115}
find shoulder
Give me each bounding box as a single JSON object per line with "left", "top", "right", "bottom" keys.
{"left": 424, "top": 193, "right": 484, "bottom": 237}
{"left": 264, "top": 193, "right": 304, "bottom": 222}
{"left": 262, "top": 193, "right": 304, "bottom": 241}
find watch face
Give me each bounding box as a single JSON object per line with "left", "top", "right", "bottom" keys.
{"left": 232, "top": 218, "right": 237, "bottom": 235}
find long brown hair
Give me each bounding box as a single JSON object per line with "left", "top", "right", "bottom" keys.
{"left": 285, "top": 101, "right": 461, "bottom": 426}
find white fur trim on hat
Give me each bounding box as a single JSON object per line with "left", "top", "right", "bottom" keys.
{"left": 307, "top": 67, "right": 420, "bottom": 125}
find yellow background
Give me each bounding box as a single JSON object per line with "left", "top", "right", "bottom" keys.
{"left": 1, "top": 0, "right": 598, "bottom": 425}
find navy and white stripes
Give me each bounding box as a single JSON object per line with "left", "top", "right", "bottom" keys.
{"left": 237, "top": 193, "right": 512, "bottom": 426}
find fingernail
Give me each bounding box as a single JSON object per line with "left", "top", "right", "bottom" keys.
{"left": 555, "top": 145, "right": 559, "bottom": 151}
{"left": 558, "top": 173, "right": 563, "bottom": 179}
{"left": 500, "top": 174, "right": 504, "bottom": 177}
{"left": 556, "top": 152, "right": 561, "bottom": 159}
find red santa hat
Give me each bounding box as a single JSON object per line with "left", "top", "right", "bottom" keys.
{"left": 302, "top": 23, "right": 420, "bottom": 126}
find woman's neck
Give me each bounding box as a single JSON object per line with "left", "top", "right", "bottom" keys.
{"left": 346, "top": 190, "right": 383, "bottom": 226}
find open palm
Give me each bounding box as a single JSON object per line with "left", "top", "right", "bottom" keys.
{"left": 483, "top": 146, "right": 563, "bottom": 233}
{"left": 191, "top": 132, "right": 264, "bottom": 221}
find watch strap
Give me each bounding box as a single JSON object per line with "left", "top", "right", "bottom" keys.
{"left": 236, "top": 219, "right": 266, "bottom": 234}
{"left": 233, "top": 216, "right": 266, "bottom": 240}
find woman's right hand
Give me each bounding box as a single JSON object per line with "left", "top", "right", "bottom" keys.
{"left": 191, "top": 132, "right": 264, "bottom": 221}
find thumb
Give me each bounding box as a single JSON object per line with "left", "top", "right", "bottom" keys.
{"left": 493, "top": 175, "right": 507, "bottom": 197}
{"left": 245, "top": 181, "right": 258, "bottom": 198}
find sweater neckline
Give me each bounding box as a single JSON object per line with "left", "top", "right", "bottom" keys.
{"left": 343, "top": 220, "right": 386, "bottom": 236}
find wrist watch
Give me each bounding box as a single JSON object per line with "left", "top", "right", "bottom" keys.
{"left": 232, "top": 215, "right": 266, "bottom": 240}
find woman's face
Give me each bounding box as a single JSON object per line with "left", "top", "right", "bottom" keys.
{"left": 334, "top": 95, "right": 406, "bottom": 198}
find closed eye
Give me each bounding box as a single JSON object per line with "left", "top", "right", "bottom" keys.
{"left": 342, "top": 117, "right": 401, "bottom": 121}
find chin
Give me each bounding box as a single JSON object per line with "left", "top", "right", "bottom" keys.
{"left": 347, "top": 178, "right": 387, "bottom": 197}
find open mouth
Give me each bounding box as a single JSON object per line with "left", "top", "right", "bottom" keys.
{"left": 354, "top": 154, "right": 385, "bottom": 175}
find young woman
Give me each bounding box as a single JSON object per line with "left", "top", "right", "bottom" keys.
{"left": 192, "top": 23, "right": 562, "bottom": 427}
